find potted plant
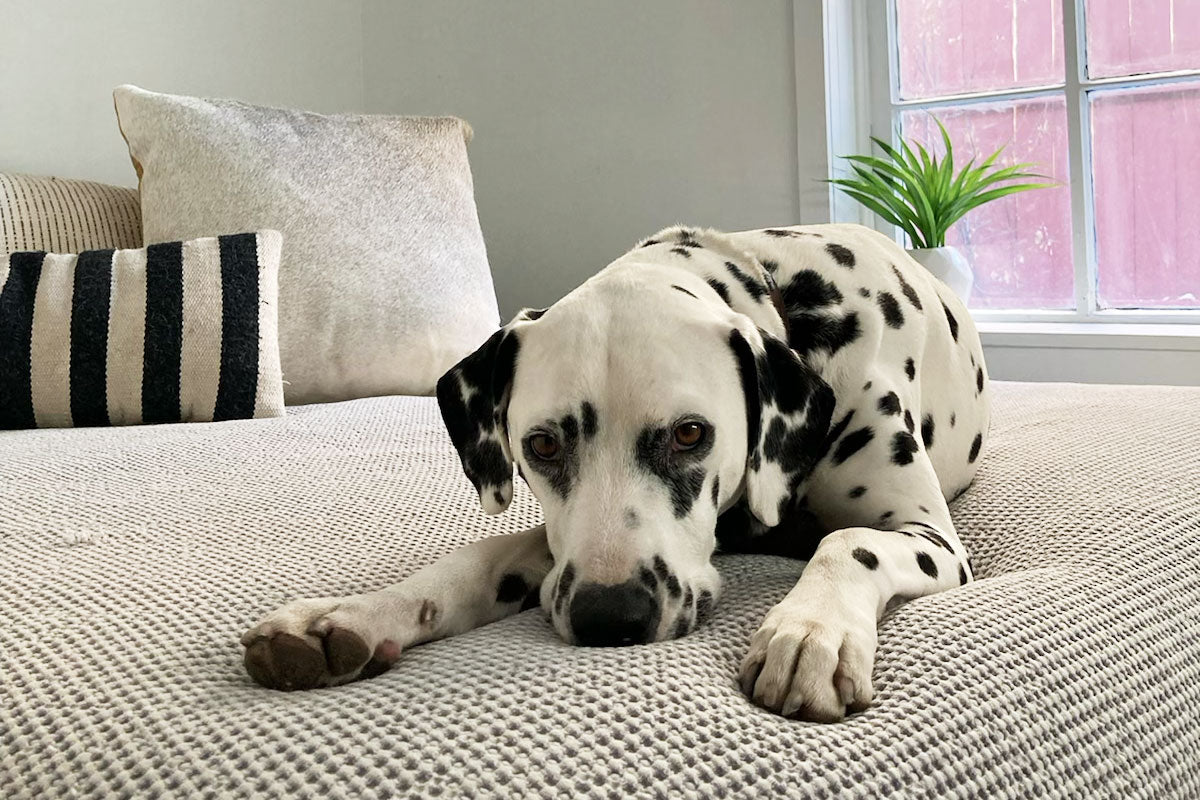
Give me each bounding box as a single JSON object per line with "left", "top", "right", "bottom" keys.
{"left": 829, "top": 117, "right": 1054, "bottom": 302}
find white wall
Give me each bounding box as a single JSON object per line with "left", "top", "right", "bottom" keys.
{"left": 1, "top": 0, "right": 828, "bottom": 319}
{"left": 363, "top": 0, "right": 827, "bottom": 317}
{"left": 0, "top": 0, "right": 364, "bottom": 187}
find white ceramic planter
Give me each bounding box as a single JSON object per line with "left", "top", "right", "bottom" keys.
{"left": 907, "top": 246, "right": 973, "bottom": 303}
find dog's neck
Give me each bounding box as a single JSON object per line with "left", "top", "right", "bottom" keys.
{"left": 628, "top": 226, "right": 792, "bottom": 344}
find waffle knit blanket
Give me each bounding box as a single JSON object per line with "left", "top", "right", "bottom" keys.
{"left": 2, "top": 382, "right": 1198, "bottom": 798}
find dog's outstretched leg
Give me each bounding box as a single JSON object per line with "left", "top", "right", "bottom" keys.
{"left": 241, "top": 525, "right": 551, "bottom": 690}
{"left": 738, "top": 448, "right": 974, "bottom": 722}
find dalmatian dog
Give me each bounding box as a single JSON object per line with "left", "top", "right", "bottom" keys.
{"left": 241, "top": 223, "right": 989, "bottom": 722}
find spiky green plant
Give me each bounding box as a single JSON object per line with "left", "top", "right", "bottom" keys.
{"left": 830, "top": 117, "right": 1055, "bottom": 249}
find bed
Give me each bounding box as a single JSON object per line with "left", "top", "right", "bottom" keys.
{"left": 2, "top": 380, "right": 1198, "bottom": 798}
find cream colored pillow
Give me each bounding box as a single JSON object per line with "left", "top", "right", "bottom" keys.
{"left": 113, "top": 85, "right": 500, "bottom": 404}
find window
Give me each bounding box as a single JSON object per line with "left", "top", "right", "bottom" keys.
{"left": 856, "top": 0, "right": 1200, "bottom": 319}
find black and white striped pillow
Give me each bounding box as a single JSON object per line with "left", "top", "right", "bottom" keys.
{"left": 0, "top": 230, "right": 283, "bottom": 429}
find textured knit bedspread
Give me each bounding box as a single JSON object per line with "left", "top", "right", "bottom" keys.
{"left": 2, "top": 382, "right": 1198, "bottom": 799}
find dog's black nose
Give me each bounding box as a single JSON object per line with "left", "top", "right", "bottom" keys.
{"left": 568, "top": 580, "right": 660, "bottom": 646}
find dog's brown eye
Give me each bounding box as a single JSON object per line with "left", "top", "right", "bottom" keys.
{"left": 529, "top": 433, "right": 560, "bottom": 460}
{"left": 673, "top": 422, "right": 706, "bottom": 450}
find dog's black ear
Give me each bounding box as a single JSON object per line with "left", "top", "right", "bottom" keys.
{"left": 437, "top": 324, "right": 523, "bottom": 514}
{"left": 729, "top": 327, "right": 835, "bottom": 528}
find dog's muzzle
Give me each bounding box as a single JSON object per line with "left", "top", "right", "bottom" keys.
{"left": 569, "top": 579, "right": 661, "bottom": 646}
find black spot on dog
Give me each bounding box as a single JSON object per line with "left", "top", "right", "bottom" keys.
{"left": 890, "top": 265, "right": 923, "bottom": 310}
{"left": 787, "top": 311, "right": 861, "bottom": 358}
{"left": 522, "top": 307, "right": 547, "bottom": 321}
{"left": 825, "top": 243, "right": 856, "bottom": 267}
{"left": 671, "top": 246, "right": 692, "bottom": 258}
{"left": 560, "top": 413, "right": 579, "bottom": 443}
{"left": 581, "top": 402, "right": 598, "bottom": 439}
{"left": 783, "top": 270, "right": 843, "bottom": 310}
{"left": 878, "top": 392, "right": 901, "bottom": 415}
{"left": 639, "top": 566, "right": 658, "bottom": 592}
{"left": 852, "top": 548, "right": 879, "bottom": 570}
{"left": 695, "top": 590, "right": 715, "bottom": 624}
{"left": 672, "top": 285, "right": 697, "bottom": 298}
{"left": 904, "top": 357, "right": 916, "bottom": 381}
{"left": 496, "top": 573, "right": 529, "bottom": 604}
{"left": 891, "top": 431, "right": 919, "bottom": 465}
{"left": 706, "top": 278, "right": 731, "bottom": 304}
{"left": 635, "top": 424, "right": 713, "bottom": 518}
{"left": 730, "top": 331, "right": 763, "bottom": 464}
{"left": 756, "top": 335, "right": 834, "bottom": 417}
{"left": 554, "top": 563, "right": 576, "bottom": 612}
{"left": 919, "top": 505, "right": 929, "bottom": 513}
{"left": 848, "top": 485, "right": 867, "bottom": 499}
{"left": 942, "top": 301, "right": 959, "bottom": 341}
{"left": 640, "top": 239, "right": 660, "bottom": 247}
{"left": 436, "top": 329, "right": 521, "bottom": 495}
{"left": 903, "top": 522, "right": 953, "bottom": 552}
{"left": 921, "top": 414, "right": 935, "bottom": 448}
{"left": 959, "top": 564, "right": 968, "bottom": 585}
{"left": 762, "top": 413, "right": 833, "bottom": 486}
{"left": 916, "top": 551, "right": 938, "bottom": 578}
{"left": 681, "top": 240, "right": 704, "bottom": 249}
{"left": 760, "top": 258, "right": 779, "bottom": 274}
{"left": 624, "top": 509, "right": 639, "bottom": 528}
{"left": 711, "top": 476, "right": 720, "bottom": 507}
{"left": 765, "top": 228, "right": 798, "bottom": 237}
{"left": 652, "top": 556, "right": 670, "bottom": 582}
{"left": 521, "top": 414, "right": 581, "bottom": 496}
{"left": 862, "top": 381, "right": 872, "bottom": 391}
{"left": 950, "top": 412, "right": 957, "bottom": 428}
{"left": 904, "top": 409, "right": 914, "bottom": 434}
{"left": 664, "top": 572, "right": 682, "bottom": 599}
{"left": 472, "top": 440, "right": 510, "bottom": 492}
{"left": 968, "top": 433, "right": 983, "bottom": 464}
{"left": 879, "top": 510, "right": 894, "bottom": 524}
{"left": 521, "top": 590, "right": 541, "bottom": 611}
{"left": 877, "top": 291, "right": 905, "bottom": 328}
{"left": 859, "top": 287, "right": 870, "bottom": 298}
{"left": 725, "top": 261, "right": 768, "bottom": 301}
{"left": 493, "top": 488, "right": 505, "bottom": 507}
{"left": 673, "top": 612, "right": 692, "bottom": 639}
{"left": 819, "top": 410, "right": 855, "bottom": 461}
{"left": 976, "top": 367, "right": 984, "bottom": 394}
{"left": 832, "top": 427, "right": 875, "bottom": 465}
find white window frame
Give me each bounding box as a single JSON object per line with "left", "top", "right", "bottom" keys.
{"left": 826, "top": 0, "right": 1200, "bottom": 326}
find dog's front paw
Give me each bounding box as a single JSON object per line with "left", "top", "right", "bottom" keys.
{"left": 240, "top": 596, "right": 404, "bottom": 691}
{"left": 738, "top": 593, "right": 876, "bottom": 721}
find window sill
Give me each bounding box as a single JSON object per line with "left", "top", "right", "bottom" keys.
{"left": 977, "top": 321, "right": 1200, "bottom": 352}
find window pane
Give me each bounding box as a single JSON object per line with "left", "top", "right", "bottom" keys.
{"left": 900, "top": 96, "right": 1075, "bottom": 309}
{"left": 1091, "top": 81, "right": 1200, "bottom": 309}
{"left": 1085, "top": 0, "right": 1200, "bottom": 79}
{"left": 896, "top": 0, "right": 1065, "bottom": 100}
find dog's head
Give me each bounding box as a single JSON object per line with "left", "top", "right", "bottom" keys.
{"left": 437, "top": 229, "right": 833, "bottom": 646}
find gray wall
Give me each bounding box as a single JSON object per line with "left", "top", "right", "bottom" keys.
{"left": 1, "top": 0, "right": 827, "bottom": 318}
{"left": 363, "top": 0, "right": 825, "bottom": 316}
{"left": 0, "top": 0, "right": 364, "bottom": 187}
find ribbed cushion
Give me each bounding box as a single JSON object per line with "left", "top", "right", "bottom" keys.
{"left": 1, "top": 173, "right": 141, "bottom": 255}
{"left": 0, "top": 231, "right": 284, "bottom": 428}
